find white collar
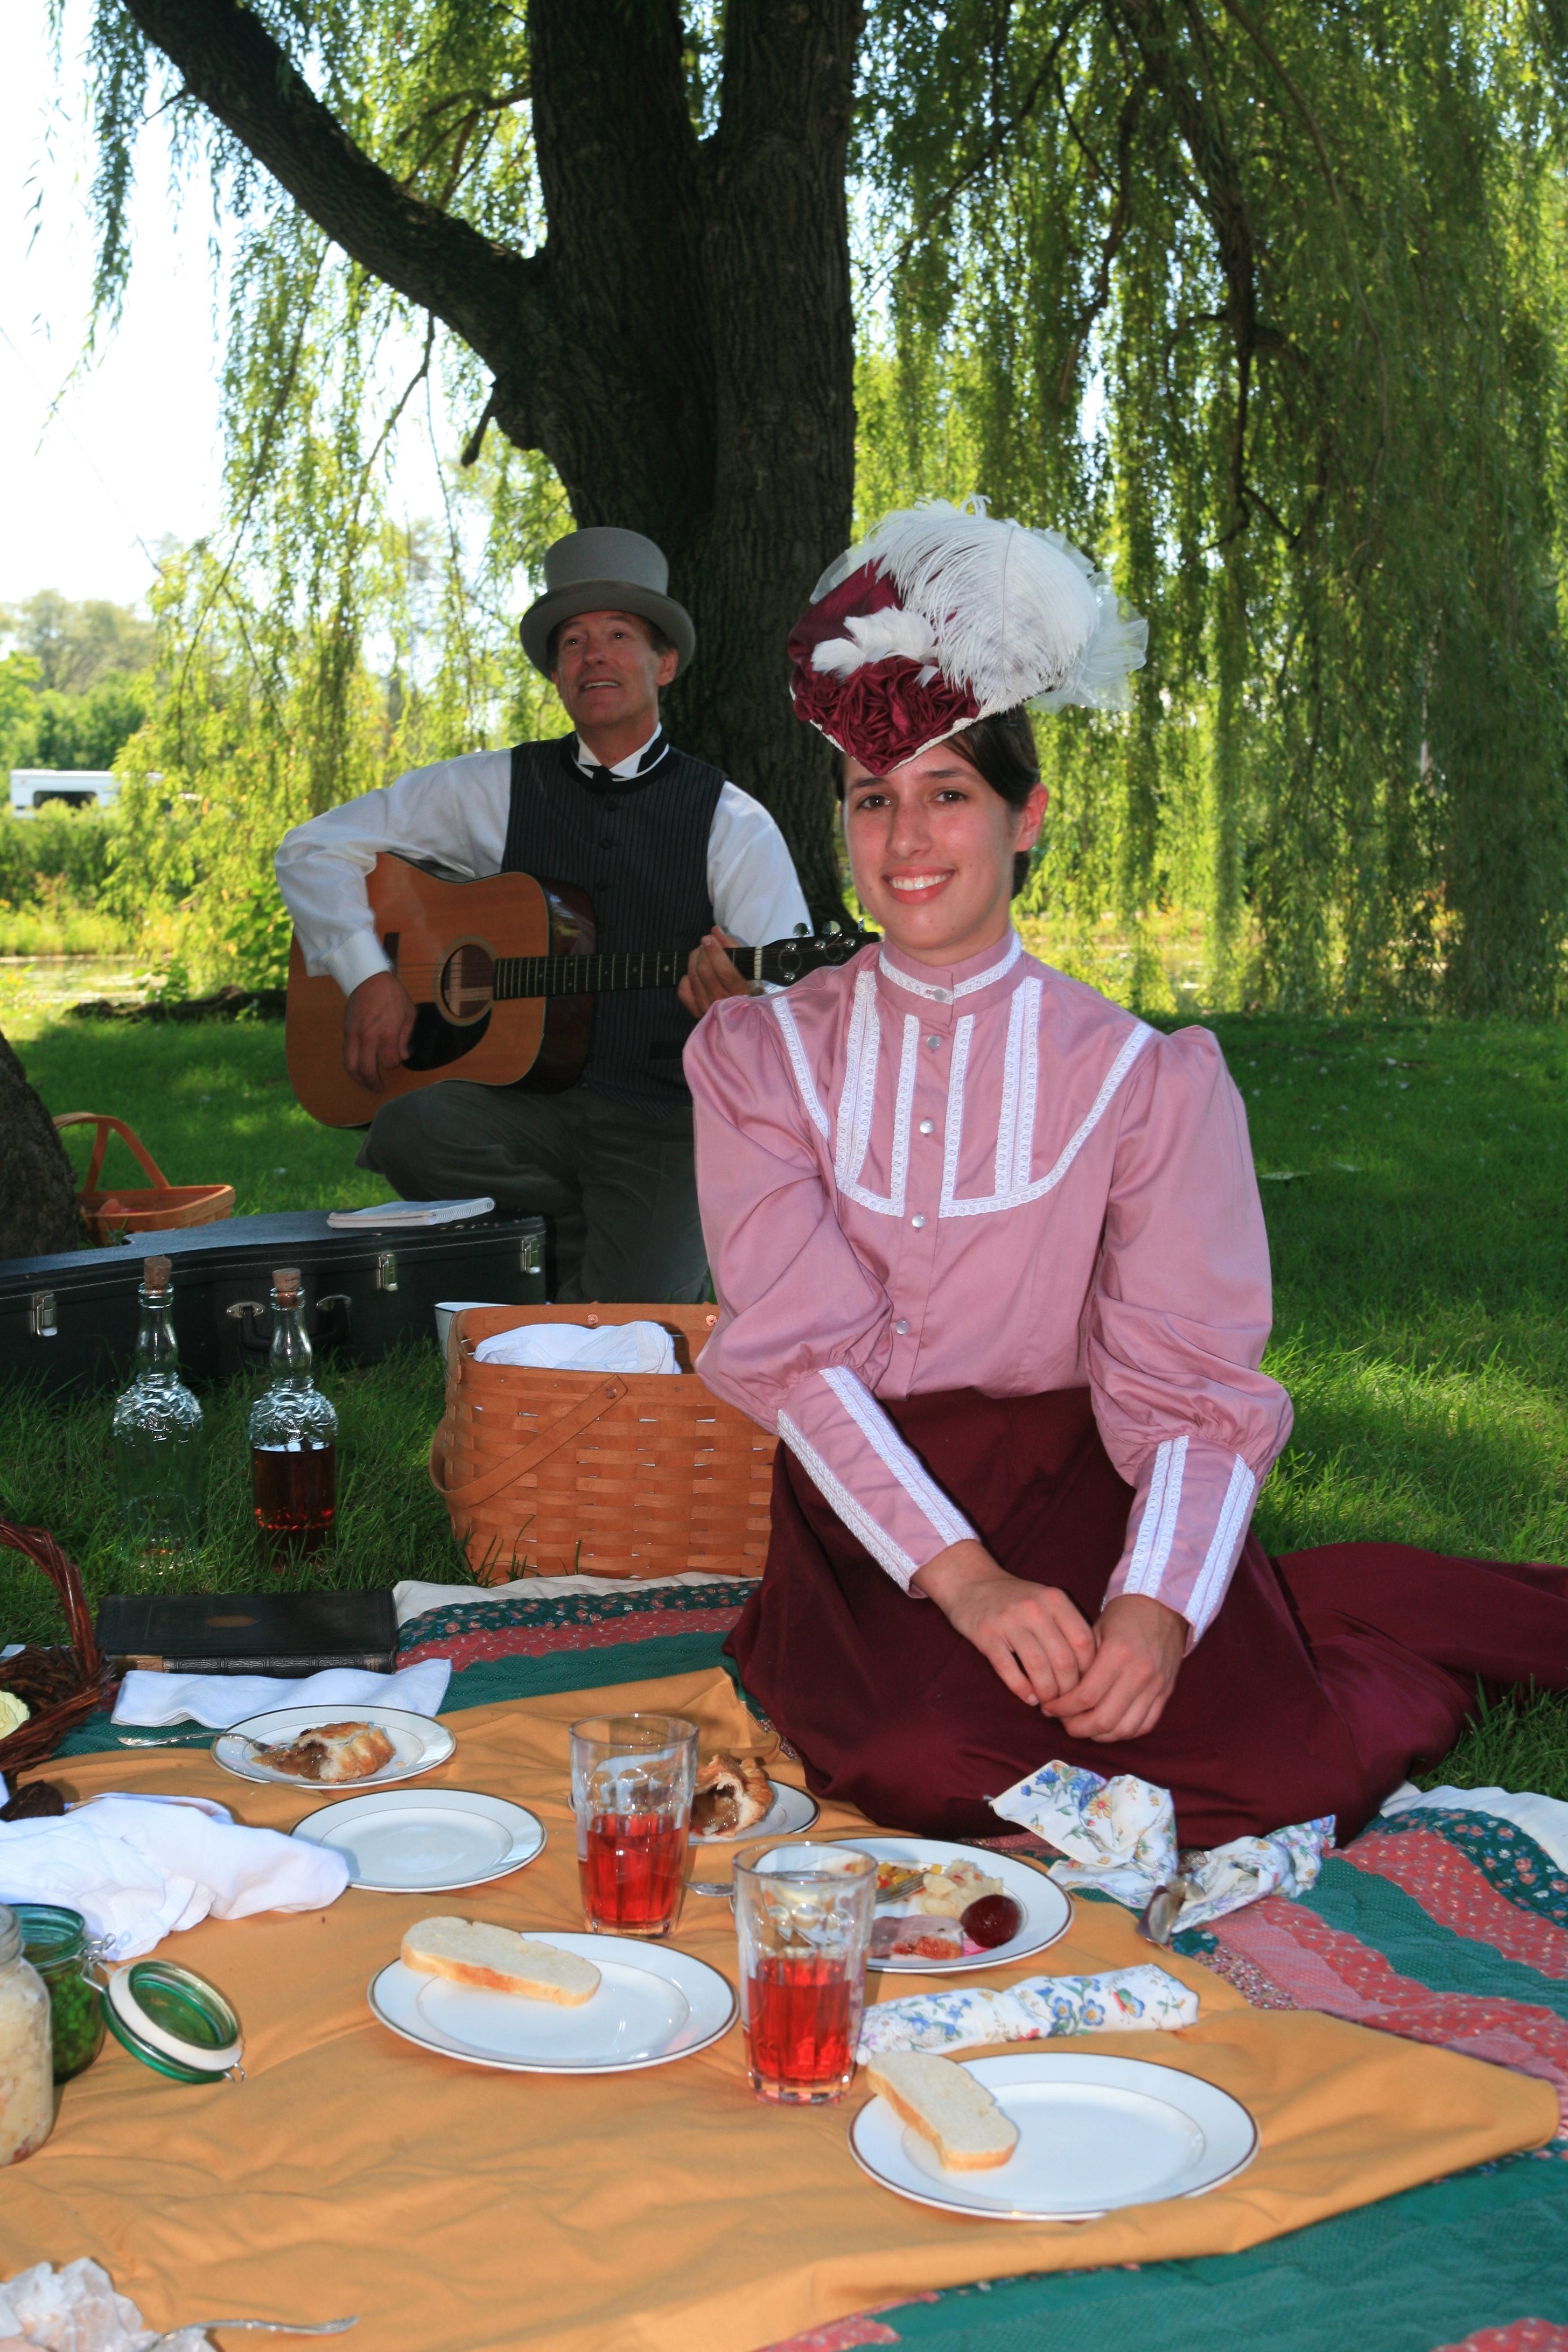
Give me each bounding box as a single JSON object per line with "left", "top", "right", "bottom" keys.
{"left": 878, "top": 930, "right": 1023, "bottom": 1006}
{"left": 572, "top": 723, "right": 663, "bottom": 779}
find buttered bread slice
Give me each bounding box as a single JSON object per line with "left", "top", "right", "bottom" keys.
{"left": 866, "top": 2050, "right": 1020, "bottom": 2171}
{"left": 402, "top": 1916, "right": 600, "bottom": 2005}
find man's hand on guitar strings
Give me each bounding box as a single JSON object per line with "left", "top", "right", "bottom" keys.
{"left": 344, "top": 970, "right": 417, "bottom": 1091}
{"left": 679, "top": 928, "right": 764, "bottom": 1018}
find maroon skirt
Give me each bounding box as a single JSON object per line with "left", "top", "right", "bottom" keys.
{"left": 725, "top": 1387, "right": 1568, "bottom": 1848}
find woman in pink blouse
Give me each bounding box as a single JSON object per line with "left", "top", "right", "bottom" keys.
{"left": 684, "top": 504, "right": 1568, "bottom": 1847}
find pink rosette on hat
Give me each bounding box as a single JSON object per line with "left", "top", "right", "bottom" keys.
{"left": 788, "top": 499, "right": 1148, "bottom": 772}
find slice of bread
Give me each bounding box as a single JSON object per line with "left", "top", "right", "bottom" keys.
{"left": 866, "top": 2050, "right": 1020, "bottom": 2172}
{"left": 401, "top": 1916, "right": 600, "bottom": 2006}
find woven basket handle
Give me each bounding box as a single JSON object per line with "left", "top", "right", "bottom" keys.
{"left": 429, "top": 1376, "right": 631, "bottom": 1511}
{"left": 52, "top": 1112, "right": 170, "bottom": 1195}
{"left": 0, "top": 1521, "right": 103, "bottom": 1679}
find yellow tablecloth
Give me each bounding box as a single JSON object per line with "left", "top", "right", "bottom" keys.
{"left": 1, "top": 1667, "right": 1554, "bottom": 2352}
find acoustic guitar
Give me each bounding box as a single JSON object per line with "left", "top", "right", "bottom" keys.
{"left": 285, "top": 853, "right": 872, "bottom": 1127}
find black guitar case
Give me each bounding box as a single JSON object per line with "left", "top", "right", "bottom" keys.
{"left": 0, "top": 1209, "right": 547, "bottom": 1397}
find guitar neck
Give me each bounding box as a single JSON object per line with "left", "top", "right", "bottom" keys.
{"left": 493, "top": 943, "right": 792, "bottom": 999}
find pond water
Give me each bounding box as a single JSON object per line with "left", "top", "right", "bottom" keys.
{"left": 0, "top": 955, "right": 153, "bottom": 1036}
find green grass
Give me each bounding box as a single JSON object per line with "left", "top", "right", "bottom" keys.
{"left": 3, "top": 1006, "right": 1568, "bottom": 1802}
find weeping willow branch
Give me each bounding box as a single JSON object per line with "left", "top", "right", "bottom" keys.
{"left": 117, "top": 0, "right": 554, "bottom": 382}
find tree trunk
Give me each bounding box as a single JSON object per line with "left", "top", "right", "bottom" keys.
{"left": 0, "top": 1035, "right": 79, "bottom": 1260}
{"left": 120, "top": 0, "right": 864, "bottom": 921}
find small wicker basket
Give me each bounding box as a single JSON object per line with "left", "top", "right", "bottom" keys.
{"left": 53, "top": 1111, "right": 235, "bottom": 1245}
{"left": 0, "top": 1523, "right": 113, "bottom": 1771}
{"left": 429, "top": 1304, "right": 776, "bottom": 1584}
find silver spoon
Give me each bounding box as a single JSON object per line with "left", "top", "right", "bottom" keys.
{"left": 193, "top": 2320, "right": 358, "bottom": 2337}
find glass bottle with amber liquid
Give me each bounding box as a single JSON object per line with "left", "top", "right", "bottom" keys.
{"left": 248, "top": 1268, "right": 337, "bottom": 1567}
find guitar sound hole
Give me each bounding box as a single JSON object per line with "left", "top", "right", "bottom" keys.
{"left": 439, "top": 941, "right": 496, "bottom": 1023}
{"left": 403, "top": 1003, "right": 492, "bottom": 1072}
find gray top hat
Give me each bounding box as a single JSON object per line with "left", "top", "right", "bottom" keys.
{"left": 519, "top": 527, "right": 696, "bottom": 678}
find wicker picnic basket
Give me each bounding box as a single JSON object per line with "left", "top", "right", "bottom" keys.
{"left": 429, "top": 1304, "right": 777, "bottom": 1584}
{"left": 53, "top": 1112, "right": 235, "bottom": 1245}
{"left": 0, "top": 1522, "right": 112, "bottom": 1771}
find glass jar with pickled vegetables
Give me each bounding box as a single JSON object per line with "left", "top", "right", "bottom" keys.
{"left": 0, "top": 1904, "right": 54, "bottom": 2162}
{"left": 15, "top": 1905, "right": 106, "bottom": 2083}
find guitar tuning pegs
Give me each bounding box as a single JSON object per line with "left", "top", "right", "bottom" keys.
{"left": 793, "top": 922, "right": 809, "bottom": 936}
{"left": 824, "top": 921, "right": 841, "bottom": 935}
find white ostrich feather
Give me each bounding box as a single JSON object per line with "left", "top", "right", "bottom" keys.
{"left": 854, "top": 498, "right": 1145, "bottom": 716}
{"left": 810, "top": 605, "right": 940, "bottom": 677}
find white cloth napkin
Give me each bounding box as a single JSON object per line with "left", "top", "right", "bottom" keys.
{"left": 472, "top": 1319, "right": 679, "bottom": 1375}
{"left": 857, "top": 1964, "right": 1198, "bottom": 2061}
{"left": 991, "top": 1759, "right": 1334, "bottom": 1932}
{"left": 111, "top": 1655, "right": 451, "bottom": 1729}
{"left": 327, "top": 1196, "right": 494, "bottom": 1228}
{"left": 0, "top": 1794, "right": 350, "bottom": 1959}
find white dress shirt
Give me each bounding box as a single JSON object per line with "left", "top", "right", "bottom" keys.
{"left": 275, "top": 726, "right": 811, "bottom": 997}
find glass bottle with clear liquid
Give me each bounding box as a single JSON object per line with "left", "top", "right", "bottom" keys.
{"left": 111, "top": 1255, "right": 202, "bottom": 1563}
{"left": 248, "top": 1267, "right": 338, "bottom": 1566}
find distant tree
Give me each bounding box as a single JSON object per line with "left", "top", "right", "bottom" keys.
{"left": 0, "top": 599, "right": 151, "bottom": 777}
{"left": 0, "top": 593, "right": 155, "bottom": 697}
{"left": 32, "top": 676, "right": 149, "bottom": 772}
{"left": 0, "top": 654, "right": 42, "bottom": 776}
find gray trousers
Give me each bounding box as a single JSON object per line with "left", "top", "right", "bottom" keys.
{"left": 358, "top": 1081, "right": 709, "bottom": 1304}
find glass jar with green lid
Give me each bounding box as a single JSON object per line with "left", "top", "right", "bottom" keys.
{"left": 100, "top": 1959, "right": 244, "bottom": 2084}
{"left": 13, "top": 1905, "right": 107, "bottom": 2082}
{"left": 0, "top": 1905, "right": 53, "bottom": 2162}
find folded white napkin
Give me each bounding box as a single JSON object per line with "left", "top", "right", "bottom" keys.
{"left": 991, "top": 1759, "right": 1334, "bottom": 1931}
{"left": 0, "top": 1794, "right": 350, "bottom": 1959}
{"left": 327, "top": 1196, "right": 494, "bottom": 1229}
{"left": 857, "top": 1964, "right": 1198, "bottom": 2061}
{"left": 111, "top": 1655, "right": 451, "bottom": 1729}
{"left": 472, "top": 1319, "right": 679, "bottom": 1375}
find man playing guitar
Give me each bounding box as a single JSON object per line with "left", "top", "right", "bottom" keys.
{"left": 275, "top": 527, "right": 809, "bottom": 1301}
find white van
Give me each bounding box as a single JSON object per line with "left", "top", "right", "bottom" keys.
{"left": 8, "top": 768, "right": 120, "bottom": 816}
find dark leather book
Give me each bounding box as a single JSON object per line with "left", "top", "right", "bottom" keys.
{"left": 95, "top": 1588, "right": 399, "bottom": 1676}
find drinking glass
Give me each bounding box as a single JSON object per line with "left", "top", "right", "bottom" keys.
{"left": 570, "top": 1714, "right": 698, "bottom": 1940}
{"left": 734, "top": 1843, "right": 876, "bottom": 2105}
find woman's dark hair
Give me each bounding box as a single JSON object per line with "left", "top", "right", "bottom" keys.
{"left": 834, "top": 705, "right": 1042, "bottom": 896}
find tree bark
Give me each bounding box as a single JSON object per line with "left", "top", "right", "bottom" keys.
{"left": 119, "top": 0, "right": 863, "bottom": 920}
{"left": 0, "top": 1035, "right": 79, "bottom": 1260}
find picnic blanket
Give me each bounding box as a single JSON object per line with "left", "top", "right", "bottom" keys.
{"left": 49, "top": 1576, "right": 1568, "bottom": 2350}
{"left": 10, "top": 1667, "right": 1551, "bottom": 2352}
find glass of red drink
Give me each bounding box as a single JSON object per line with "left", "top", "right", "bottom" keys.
{"left": 570, "top": 1714, "right": 698, "bottom": 1940}
{"left": 734, "top": 1844, "right": 876, "bottom": 2105}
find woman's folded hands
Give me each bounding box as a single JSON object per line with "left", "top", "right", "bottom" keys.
{"left": 912, "top": 1543, "right": 1185, "bottom": 1743}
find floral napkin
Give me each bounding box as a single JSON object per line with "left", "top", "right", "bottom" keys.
{"left": 990, "top": 1759, "right": 1334, "bottom": 1932}
{"left": 856, "top": 1963, "right": 1198, "bottom": 2060}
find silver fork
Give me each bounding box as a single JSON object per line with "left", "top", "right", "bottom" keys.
{"left": 193, "top": 2320, "right": 358, "bottom": 2337}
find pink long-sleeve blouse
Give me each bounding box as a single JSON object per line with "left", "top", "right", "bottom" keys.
{"left": 685, "top": 929, "right": 1293, "bottom": 1641}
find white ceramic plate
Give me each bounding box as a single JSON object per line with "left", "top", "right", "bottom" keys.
{"left": 691, "top": 1779, "right": 820, "bottom": 1844}
{"left": 368, "top": 1933, "right": 737, "bottom": 2073}
{"left": 290, "top": 1787, "right": 544, "bottom": 1892}
{"left": 838, "top": 1835, "right": 1072, "bottom": 1973}
{"left": 213, "top": 1705, "right": 455, "bottom": 1788}
{"left": 850, "top": 2051, "right": 1259, "bottom": 2220}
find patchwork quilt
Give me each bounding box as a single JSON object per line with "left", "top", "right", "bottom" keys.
{"left": 59, "top": 1574, "right": 1568, "bottom": 2347}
